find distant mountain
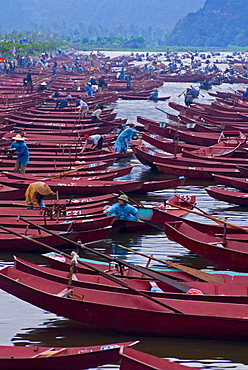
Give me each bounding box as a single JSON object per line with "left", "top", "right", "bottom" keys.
{"left": 168, "top": 0, "right": 248, "bottom": 47}
{"left": 0, "top": 0, "right": 205, "bottom": 35}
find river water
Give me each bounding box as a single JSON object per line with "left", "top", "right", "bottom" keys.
{"left": 0, "top": 53, "right": 248, "bottom": 369}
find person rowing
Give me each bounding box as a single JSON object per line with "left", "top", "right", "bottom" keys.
{"left": 104, "top": 194, "right": 139, "bottom": 221}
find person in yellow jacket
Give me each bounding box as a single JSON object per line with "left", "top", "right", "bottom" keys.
{"left": 25, "top": 182, "right": 55, "bottom": 209}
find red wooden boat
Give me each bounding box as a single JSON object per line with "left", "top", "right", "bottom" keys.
{"left": 206, "top": 186, "right": 248, "bottom": 205}
{"left": 0, "top": 266, "right": 248, "bottom": 339}
{"left": 119, "top": 346, "right": 196, "bottom": 370}
{"left": 154, "top": 162, "right": 241, "bottom": 180}
{"left": 136, "top": 177, "right": 186, "bottom": 193}
{"left": 2, "top": 165, "right": 133, "bottom": 181}
{"left": 139, "top": 195, "right": 196, "bottom": 226}
{"left": 133, "top": 146, "right": 243, "bottom": 169}
{"left": 0, "top": 193, "right": 119, "bottom": 207}
{"left": 212, "top": 175, "right": 248, "bottom": 192}
{"left": 119, "top": 94, "right": 170, "bottom": 101}
{"left": 0, "top": 177, "right": 143, "bottom": 197}
{"left": 0, "top": 225, "right": 112, "bottom": 252}
{"left": 164, "top": 221, "right": 248, "bottom": 272}
{"left": 0, "top": 214, "right": 115, "bottom": 233}
{"left": 0, "top": 341, "right": 137, "bottom": 370}
{"left": 141, "top": 132, "right": 202, "bottom": 154}
{"left": 43, "top": 251, "right": 248, "bottom": 285}
{"left": 181, "top": 131, "right": 246, "bottom": 159}
{"left": 15, "top": 256, "right": 248, "bottom": 304}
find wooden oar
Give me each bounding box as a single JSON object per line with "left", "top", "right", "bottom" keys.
{"left": 178, "top": 89, "right": 187, "bottom": 97}
{"left": 0, "top": 223, "right": 182, "bottom": 313}
{"left": 18, "top": 216, "right": 201, "bottom": 296}
{"left": 119, "top": 190, "right": 144, "bottom": 208}
{"left": 117, "top": 244, "right": 224, "bottom": 284}
{"left": 46, "top": 165, "right": 87, "bottom": 179}
{"left": 170, "top": 203, "right": 248, "bottom": 233}
{"left": 155, "top": 107, "right": 170, "bottom": 115}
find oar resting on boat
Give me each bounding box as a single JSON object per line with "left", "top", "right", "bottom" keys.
{"left": 117, "top": 244, "right": 223, "bottom": 284}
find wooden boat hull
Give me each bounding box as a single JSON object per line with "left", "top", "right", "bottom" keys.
{"left": 0, "top": 341, "right": 136, "bottom": 370}
{"left": 1, "top": 267, "right": 248, "bottom": 339}
{"left": 0, "top": 177, "right": 143, "bottom": 197}
{"left": 119, "top": 94, "right": 170, "bottom": 101}
{"left": 119, "top": 346, "right": 193, "bottom": 370}
{"left": 206, "top": 187, "right": 248, "bottom": 205}
{"left": 14, "top": 257, "right": 248, "bottom": 304}
{"left": 164, "top": 221, "right": 248, "bottom": 272}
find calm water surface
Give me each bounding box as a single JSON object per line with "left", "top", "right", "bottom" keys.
{"left": 1, "top": 56, "right": 248, "bottom": 369}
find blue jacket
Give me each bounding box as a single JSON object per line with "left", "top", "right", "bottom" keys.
{"left": 10, "top": 141, "right": 29, "bottom": 166}
{"left": 114, "top": 127, "right": 139, "bottom": 153}
{"left": 107, "top": 202, "right": 138, "bottom": 221}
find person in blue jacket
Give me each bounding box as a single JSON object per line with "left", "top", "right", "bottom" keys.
{"left": 114, "top": 123, "right": 139, "bottom": 153}
{"left": 9, "top": 133, "right": 29, "bottom": 174}
{"left": 105, "top": 194, "right": 138, "bottom": 221}
{"left": 150, "top": 88, "right": 158, "bottom": 99}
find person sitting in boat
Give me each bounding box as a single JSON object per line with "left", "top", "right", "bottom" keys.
{"left": 25, "top": 182, "right": 55, "bottom": 209}
{"left": 37, "top": 81, "right": 47, "bottom": 92}
{"left": 114, "top": 122, "right": 140, "bottom": 153}
{"left": 91, "top": 105, "right": 104, "bottom": 123}
{"left": 150, "top": 88, "right": 158, "bottom": 99}
{"left": 9, "top": 133, "right": 29, "bottom": 174}
{"left": 55, "top": 98, "right": 68, "bottom": 109}
{"left": 51, "top": 90, "right": 60, "bottom": 98}
{"left": 105, "top": 194, "right": 139, "bottom": 221}
{"left": 79, "top": 134, "right": 103, "bottom": 154}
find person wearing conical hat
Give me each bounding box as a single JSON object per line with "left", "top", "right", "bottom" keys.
{"left": 9, "top": 133, "right": 29, "bottom": 174}
{"left": 104, "top": 194, "right": 138, "bottom": 221}
{"left": 25, "top": 182, "right": 55, "bottom": 209}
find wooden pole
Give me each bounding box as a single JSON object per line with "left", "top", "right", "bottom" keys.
{"left": 117, "top": 244, "right": 223, "bottom": 284}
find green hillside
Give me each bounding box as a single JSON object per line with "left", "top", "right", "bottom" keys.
{"left": 168, "top": 0, "right": 248, "bottom": 47}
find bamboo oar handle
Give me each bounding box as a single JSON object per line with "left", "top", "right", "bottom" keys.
{"left": 118, "top": 244, "right": 223, "bottom": 284}
{"left": 171, "top": 203, "right": 248, "bottom": 233}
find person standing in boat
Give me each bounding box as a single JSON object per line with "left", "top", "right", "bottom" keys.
{"left": 114, "top": 123, "right": 139, "bottom": 153}
{"left": 184, "top": 88, "right": 194, "bottom": 106}
{"left": 79, "top": 134, "right": 103, "bottom": 154}
{"left": 126, "top": 74, "right": 132, "bottom": 90}
{"left": 9, "top": 133, "right": 29, "bottom": 174}
{"left": 98, "top": 76, "right": 107, "bottom": 93}
{"left": 85, "top": 82, "right": 94, "bottom": 97}
{"left": 25, "top": 182, "right": 55, "bottom": 209}
{"left": 26, "top": 69, "right": 33, "bottom": 92}
{"left": 105, "top": 194, "right": 139, "bottom": 221}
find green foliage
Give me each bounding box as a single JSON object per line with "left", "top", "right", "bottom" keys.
{"left": 0, "top": 33, "right": 67, "bottom": 59}
{"left": 168, "top": 0, "right": 248, "bottom": 47}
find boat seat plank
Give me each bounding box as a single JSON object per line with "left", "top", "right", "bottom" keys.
{"left": 31, "top": 347, "right": 67, "bottom": 358}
